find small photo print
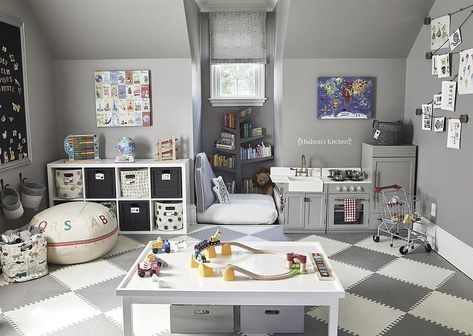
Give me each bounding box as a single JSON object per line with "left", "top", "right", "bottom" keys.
{"left": 437, "top": 53, "right": 451, "bottom": 78}
{"left": 432, "top": 55, "right": 439, "bottom": 76}
{"left": 110, "top": 71, "right": 118, "bottom": 85}
{"left": 126, "top": 100, "right": 135, "bottom": 112}
{"left": 434, "top": 117, "right": 445, "bottom": 132}
{"left": 422, "top": 103, "right": 433, "bottom": 131}
{"left": 103, "top": 99, "right": 112, "bottom": 112}
{"left": 133, "top": 71, "right": 141, "bottom": 84}
{"left": 141, "top": 71, "right": 150, "bottom": 84}
{"left": 103, "top": 112, "right": 113, "bottom": 126}
{"left": 135, "top": 112, "right": 143, "bottom": 126}
{"left": 142, "top": 112, "right": 151, "bottom": 126}
{"left": 103, "top": 72, "right": 110, "bottom": 84}
{"left": 449, "top": 28, "right": 462, "bottom": 51}
{"left": 125, "top": 70, "right": 133, "bottom": 84}
{"left": 117, "top": 71, "right": 126, "bottom": 85}
{"left": 95, "top": 84, "right": 104, "bottom": 99}
{"left": 433, "top": 94, "right": 442, "bottom": 109}
{"left": 103, "top": 85, "right": 111, "bottom": 98}
{"left": 96, "top": 99, "right": 104, "bottom": 112}
{"left": 431, "top": 15, "right": 450, "bottom": 50}
{"left": 134, "top": 99, "right": 142, "bottom": 112}
{"left": 447, "top": 118, "right": 461, "bottom": 149}
{"left": 126, "top": 85, "right": 134, "bottom": 98}
{"left": 133, "top": 84, "right": 141, "bottom": 98}
{"left": 119, "top": 112, "right": 129, "bottom": 126}
{"left": 141, "top": 84, "right": 150, "bottom": 98}
{"left": 143, "top": 98, "right": 151, "bottom": 112}
{"left": 118, "top": 85, "right": 126, "bottom": 99}
{"left": 111, "top": 85, "right": 119, "bottom": 99}
{"left": 94, "top": 72, "right": 103, "bottom": 84}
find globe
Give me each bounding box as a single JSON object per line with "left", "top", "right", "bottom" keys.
{"left": 116, "top": 136, "right": 136, "bottom": 156}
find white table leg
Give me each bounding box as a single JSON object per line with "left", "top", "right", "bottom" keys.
{"left": 328, "top": 299, "right": 339, "bottom": 336}
{"left": 123, "top": 296, "right": 133, "bottom": 336}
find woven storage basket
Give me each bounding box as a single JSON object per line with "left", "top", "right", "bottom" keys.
{"left": 1, "top": 186, "right": 24, "bottom": 220}
{"left": 120, "top": 170, "right": 149, "bottom": 198}
{"left": 371, "top": 120, "right": 403, "bottom": 146}
{"left": 0, "top": 234, "right": 48, "bottom": 283}
{"left": 155, "top": 201, "right": 183, "bottom": 231}
{"left": 55, "top": 169, "right": 83, "bottom": 199}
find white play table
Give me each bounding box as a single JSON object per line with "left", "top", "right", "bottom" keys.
{"left": 116, "top": 241, "right": 345, "bottom": 336}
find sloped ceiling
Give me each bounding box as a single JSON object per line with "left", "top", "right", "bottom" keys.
{"left": 25, "top": 0, "right": 191, "bottom": 60}
{"left": 284, "top": 0, "right": 435, "bottom": 58}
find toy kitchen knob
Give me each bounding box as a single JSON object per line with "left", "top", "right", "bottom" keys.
{"left": 357, "top": 186, "right": 363, "bottom": 192}
{"left": 336, "top": 186, "right": 341, "bottom": 191}
{"left": 342, "top": 186, "right": 348, "bottom": 192}
{"left": 350, "top": 186, "right": 356, "bottom": 192}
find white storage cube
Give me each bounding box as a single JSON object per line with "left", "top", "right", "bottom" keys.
{"left": 170, "top": 305, "right": 235, "bottom": 333}
{"left": 120, "top": 170, "right": 149, "bottom": 198}
{"left": 55, "top": 169, "right": 83, "bottom": 199}
{"left": 155, "top": 201, "right": 183, "bottom": 231}
{"left": 240, "top": 306, "right": 304, "bottom": 333}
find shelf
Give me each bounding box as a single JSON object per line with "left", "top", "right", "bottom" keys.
{"left": 239, "top": 114, "right": 251, "bottom": 124}
{"left": 240, "top": 135, "right": 264, "bottom": 144}
{"left": 213, "top": 166, "right": 236, "bottom": 173}
{"left": 241, "top": 156, "right": 274, "bottom": 165}
{"left": 214, "top": 147, "right": 236, "bottom": 155}
{"left": 221, "top": 126, "right": 236, "bottom": 134}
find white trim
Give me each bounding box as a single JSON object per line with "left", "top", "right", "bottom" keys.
{"left": 210, "top": 63, "right": 266, "bottom": 107}
{"left": 196, "top": 0, "right": 278, "bottom": 12}
{"left": 414, "top": 218, "right": 473, "bottom": 279}
{"left": 187, "top": 204, "right": 197, "bottom": 225}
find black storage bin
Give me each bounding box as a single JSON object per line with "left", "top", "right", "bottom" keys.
{"left": 151, "top": 167, "right": 182, "bottom": 198}
{"left": 371, "top": 120, "right": 403, "bottom": 146}
{"left": 85, "top": 168, "right": 116, "bottom": 198}
{"left": 118, "top": 201, "right": 150, "bottom": 231}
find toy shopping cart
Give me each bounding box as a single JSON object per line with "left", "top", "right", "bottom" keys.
{"left": 372, "top": 184, "right": 432, "bottom": 255}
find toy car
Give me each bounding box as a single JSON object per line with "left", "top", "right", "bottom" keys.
{"left": 151, "top": 237, "right": 171, "bottom": 254}
{"left": 137, "top": 260, "right": 160, "bottom": 278}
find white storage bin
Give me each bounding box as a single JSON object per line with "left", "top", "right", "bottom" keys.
{"left": 155, "top": 201, "right": 183, "bottom": 231}
{"left": 240, "top": 306, "right": 304, "bottom": 333}
{"left": 55, "top": 169, "right": 83, "bottom": 199}
{"left": 0, "top": 234, "right": 48, "bottom": 283}
{"left": 120, "top": 170, "right": 149, "bottom": 198}
{"left": 170, "top": 305, "right": 235, "bottom": 333}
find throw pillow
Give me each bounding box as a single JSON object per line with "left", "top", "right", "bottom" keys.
{"left": 212, "top": 176, "right": 230, "bottom": 204}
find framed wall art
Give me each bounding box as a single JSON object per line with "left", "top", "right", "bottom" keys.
{"left": 317, "top": 76, "right": 374, "bottom": 119}
{"left": 95, "top": 70, "right": 152, "bottom": 127}
{"left": 0, "top": 16, "right": 31, "bottom": 171}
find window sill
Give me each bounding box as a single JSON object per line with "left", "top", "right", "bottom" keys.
{"left": 209, "top": 97, "right": 267, "bottom": 107}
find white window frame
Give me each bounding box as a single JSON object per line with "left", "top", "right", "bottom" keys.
{"left": 209, "top": 63, "right": 267, "bottom": 107}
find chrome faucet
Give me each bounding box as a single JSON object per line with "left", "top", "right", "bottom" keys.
{"left": 291, "top": 155, "right": 309, "bottom": 177}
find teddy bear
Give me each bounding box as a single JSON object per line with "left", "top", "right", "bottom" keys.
{"left": 255, "top": 167, "right": 274, "bottom": 196}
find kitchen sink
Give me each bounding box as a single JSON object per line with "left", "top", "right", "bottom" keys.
{"left": 287, "top": 176, "right": 324, "bottom": 193}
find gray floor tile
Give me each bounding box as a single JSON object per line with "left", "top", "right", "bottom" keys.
{"left": 383, "top": 313, "right": 464, "bottom": 336}
{"left": 0, "top": 275, "right": 69, "bottom": 311}
{"left": 189, "top": 226, "right": 246, "bottom": 242}
{"left": 324, "top": 232, "right": 370, "bottom": 245}
{"left": 252, "top": 226, "right": 306, "bottom": 241}
{"left": 404, "top": 249, "right": 457, "bottom": 271}
{"left": 0, "top": 313, "right": 19, "bottom": 336}
{"left": 348, "top": 273, "right": 432, "bottom": 311}
{"left": 48, "top": 314, "right": 123, "bottom": 336}
{"left": 437, "top": 271, "right": 473, "bottom": 302}
{"left": 75, "top": 277, "right": 124, "bottom": 312}
{"left": 105, "top": 248, "right": 144, "bottom": 271}
{"left": 302, "top": 309, "right": 353, "bottom": 336}
{"left": 330, "top": 246, "right": 397, "bottom": 272}
{"left": 123, "top": 234, "right": 178, "bottom": 245}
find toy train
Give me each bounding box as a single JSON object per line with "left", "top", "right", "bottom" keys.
{"left": 151, "top": 237, "right": 171, "bottom": 254}
{"left": 193, "top": 230, "right": 222, "bottom": 262}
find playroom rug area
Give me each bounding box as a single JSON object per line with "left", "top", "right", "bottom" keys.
{"left": 0, "top": 225, "right": 473, "bottom": 336}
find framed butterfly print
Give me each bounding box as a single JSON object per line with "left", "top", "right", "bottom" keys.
{"left": 0, "top": 15, "right": 31, "bottom": 171}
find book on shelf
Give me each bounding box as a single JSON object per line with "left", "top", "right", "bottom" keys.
{"left": 241, "top": 178, "right": 258, "bottom": 194}
{"left": 251, "top": 127, "right": 264, "bottom": 137}
{"left": 212, "top": 154, "right": 236, "bottom": 169}
{"left": 215, "top": 131, "right": 235, "bottom": 150}
{"left": 239, "top": 107, "right": 252, "bottom": 118}
{"left": 240, "top": 142, "right": 272, "bottom": 160}
{"left": 224, "top": 113, "right": 236, "bottom": 129}
{"left": 240, "top": 121, "right": 253, "bottom": 138}
{"left": 226, "top": 180, "right": 236, "bottom": 194}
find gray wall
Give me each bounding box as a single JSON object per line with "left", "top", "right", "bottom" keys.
{"left": 404, "top": 0, "right": 473, "bottom": 247}
{"left": 54, "top": 59, "right": 194, "bottom": 160}
{"left": 282, "top": 58, "right": 406, "bottom": 167}
{"left": 200, "top": 13, "right": 275, "bottom": 180}
{"left": 0, "top": 0, "right": 57, "bottom": 232}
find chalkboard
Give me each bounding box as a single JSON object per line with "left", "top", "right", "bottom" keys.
{"left": 0, "top": 16, "right": 30, "bottom": 171}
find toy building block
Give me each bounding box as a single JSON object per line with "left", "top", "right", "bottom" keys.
{"left": 223, "top": 266, "right": 235, "bottom": 281}
{"left": 206, "top": 246, "right": 216, "bottom": 258}
{"left": 198, "top": 263, "right": 214, "bottom": 277}
{"left": 221, "top": 243, "right": 232, "bottom": 256}
{"left": 156, "top": 136, "right": 177, "bottom": 161}
{"left": 210, "top": 230, "right": 222, "bottom": 243}
{"left": 190, "top": 256, "right": 198, "bottom": 268}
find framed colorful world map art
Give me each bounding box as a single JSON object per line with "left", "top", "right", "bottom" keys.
{"left": 95, "top": 70, "right": 152, "bottom": 127}
{"left": 317, "top": 77, "right": 374, "bottom": 119}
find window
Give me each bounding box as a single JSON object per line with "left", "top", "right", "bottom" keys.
{"left": 210, "top": 63, "right": 266, "bottom": 107}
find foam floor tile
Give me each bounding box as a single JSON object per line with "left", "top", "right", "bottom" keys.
{"left": 223, "top": 225, "right": 276, "bottom": 235}
{"left": 189, "top": 226, "right": 246, "bottom": 242}
{"left": 355, "top": 235, "right": 407, "bottom": 256}
{"left": 48, "top": 314, "right": 123, "bottom": 336}
{"left": 104, "top": 235, "right": 144, "bottom": 257}
{"left": 252, "top": 226, "right": 306, "bottom": 242}
{"left": 0, "top": 312, "right": 18, "bottom": 336}
{"left": 329, "top": 259, "right": 373, "bottom": 290}
{"left": 105, "top": 304, "right": 170, "bottom": 336}
{"left": 3, "top": 292, "right": 101, "bottom": 336}
{"left": 409, "top": 291, "right": 473, "bottom": 335}
{"left": 51, "top": 259, "right": 126, "bottom": 290}
{"left": 298, "top": 235, "right": 351, "bottom": 256}
{"left": 308, "top": 293, "right": 405, "bottom": 336}
{"left": 383, "top": 313, "right": 464, "bottom": 336}
{"left": 324, "top": 232, "right": 370, "bottom": 245}
{"left": 330, "top": 246, "right": 397, "bottom": 272}
{"left": 234, "top": 235, "right": 268, "bottom": 242}
{"left": 404, "top": 248, "right": 457, "bottom": 271}
{"left": 378, "top": 258, "right": 455, "bottom": 290}
{"left": 437, "top": 271, "right": 473, "bottom": 302}
{"left": 76, "top": 276, "right": 124, "bottom": 312}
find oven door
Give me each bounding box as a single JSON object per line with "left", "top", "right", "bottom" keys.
{"left": 327, "top": 194, "right": 370, "bottom": 231}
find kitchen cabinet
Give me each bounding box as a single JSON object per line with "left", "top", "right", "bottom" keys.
{"left": 283, "top": 192, "right": 326, "bottom": 233}
{"left": 362, "top": 143, "right": 417, "bottom": 226}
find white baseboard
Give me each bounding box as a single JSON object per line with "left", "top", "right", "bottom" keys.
{"left": 414, "top": 219, "right": 473, "bottom": 279}
{"left": 187, "top": 204, "right": 197, "bottom": 225}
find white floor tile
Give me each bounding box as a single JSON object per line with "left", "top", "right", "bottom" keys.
{"left": 51, "top": 259, "right": 126, "bottom": 290}
{"left": 4, "top": 292, "right": 101, "bottom": 336}
{"left": 298, "top": 235, "right": 351, "bottom": 256}
{"left": 104, "top": 235, "right": 144, "bottom": 257}
{"left": 308, "top": 293, "right": 404, "bottom": 336}
{"left": 409, "top": 291, "right": 473, "bottom": 335}
{"left": 330, "top": 260, "right": 373, "bottom": 290}
{"left": 355, "top": 236, "right": 406, "bottom": 256}
{"left": 105, "top": 304, "right": 171, "bottom": 336}
{"left": 235, "top": 235, "right": 268, "bottom": 242}
{"left": 224, "top": 225, "right": 275, "bottom": 235}
{"left": 378, "top": 258, "right": 454, "bottom": 290}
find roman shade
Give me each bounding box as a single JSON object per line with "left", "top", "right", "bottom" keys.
{"left": 209, "top": 11, "right": 267, "bottom": 64}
